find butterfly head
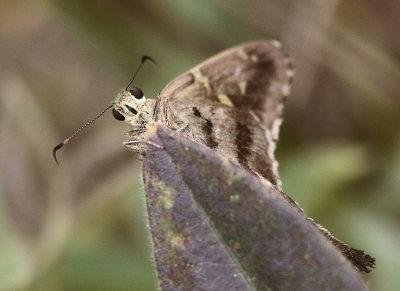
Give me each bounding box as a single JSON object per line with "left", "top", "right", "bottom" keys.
{"left": 112, "top": 87, "right": 154, "bottom": 127}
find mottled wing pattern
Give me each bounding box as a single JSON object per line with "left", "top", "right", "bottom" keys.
{"left": 154, "top": 40, "right": 376, "bottom": 273}
{"left": 159, "top": 41, "right": 293, "bottom": 186}
{"left": 157, "top": 40, "right": 293, "bottom": 187}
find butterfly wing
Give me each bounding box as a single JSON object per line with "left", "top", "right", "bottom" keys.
{"left": 153, "top": 41, "right": 376, "bottom": 272}
{"left": 157, "top": 40, "right": 293, "bottom": 187}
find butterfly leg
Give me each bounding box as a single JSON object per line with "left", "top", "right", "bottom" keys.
{"left": 160, "top": 98, "right": 193, "bottom": 137}
{"left": 124, "top": 139, "right": 164, "bottom": 150}
{"left": 125, "top": 127, "right": 147, "bottom": 137}
{"left": 124, "top": 126, "right": 164, "bottom": 152}
{"left": 176, "top": 123, "right": 189, "bottom": 132}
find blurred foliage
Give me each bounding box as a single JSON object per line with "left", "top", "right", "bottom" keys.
{"left": 0, "top": 0, "right": 399, "bottom": 290}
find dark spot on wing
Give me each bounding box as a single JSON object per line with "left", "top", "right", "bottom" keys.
{"left": 203, "top": 119, "right": 218, "bottom": 149}
{"left": 235, "top": 122, "right": 252, "bottom": 167}
{"left": 192, "top": 107, "right": 218, "bottom": 149}
{"left": 192, "top": 107, "right": 201, "bottom": 117}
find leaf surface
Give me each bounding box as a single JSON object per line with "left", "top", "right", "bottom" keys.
{"left": 142, "top": 123, "right": 368, "bottom": 291}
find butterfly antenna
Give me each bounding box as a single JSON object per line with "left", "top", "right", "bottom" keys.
{"left": 125, "top": 55, "right": 156, "bottom": 90}
{"left": 53, "top": 104, "right": 113, "bottom": 164}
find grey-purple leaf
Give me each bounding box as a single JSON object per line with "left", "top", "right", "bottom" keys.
{"left": 142, "top": 124, "right": 368, "bottom": 291}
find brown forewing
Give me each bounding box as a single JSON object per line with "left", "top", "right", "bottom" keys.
{"left": 157, "top": 40, "right": 292, "bottom": 186}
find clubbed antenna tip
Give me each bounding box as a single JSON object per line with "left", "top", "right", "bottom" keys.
{"left": 53, "top": 142, "right": 64, "bottom": 165}
{"left": 125, "top": 55, "right": 156, "bottom": 90}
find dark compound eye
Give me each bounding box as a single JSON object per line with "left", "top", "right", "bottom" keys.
{"left": 129, "top": 87, "right": 143, "bottom": 99}
{"left": 112, "top": 108, "right": 125, "bottom": 121}
{"left": 125, "top": 104, "right": 138, "bottom": 115}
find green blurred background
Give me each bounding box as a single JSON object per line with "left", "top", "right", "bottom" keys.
{"left": 1, "top": 0, "right": 399, "bottom": 290}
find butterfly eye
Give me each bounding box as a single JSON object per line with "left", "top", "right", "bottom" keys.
{"left": 129, "top": 87, "right": 143, "bottom": 99}
{"left": 112, "top": 108, "right": 125, "bottom": 121}
{"left": 125, "top": 104, "right": 138, "bottom": 115}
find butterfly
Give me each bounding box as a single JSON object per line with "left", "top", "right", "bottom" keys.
{"left": 111, "top": 40, "right": 292, "bottom": 188}
{"left": 53, "top": 40, "right": 375, "bottom": 273}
